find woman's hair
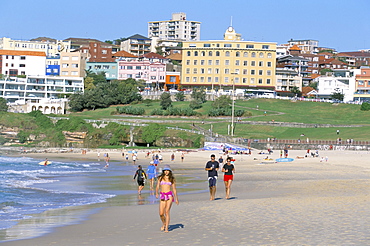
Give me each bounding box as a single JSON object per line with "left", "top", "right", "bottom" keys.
{"left": 226, "top": 156, "right": 232, "bottom": 161}
{"left": 158, "top": 170, "right": 175, "bottom": 183}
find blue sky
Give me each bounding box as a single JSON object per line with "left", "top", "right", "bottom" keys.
{"left": 1, "top": 0, "right": 369, "bottom": 52}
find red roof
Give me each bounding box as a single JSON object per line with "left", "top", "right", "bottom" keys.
{"left": 141, "top": 52, "right": 166, "bottom": 59}
{"left": 113, "top": 50, "right": 137, "bottom": 58}
{"left": 0, "top": 50, "right": 46, "bottom": 57}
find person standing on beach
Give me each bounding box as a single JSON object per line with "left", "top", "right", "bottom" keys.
{"left": 147, "top": 161, "right": 157, "bottom": 191}
{"left": 181, "top": 153, "right": 185, "bottom": 162}
{"left": 222, "top": 157, "right": 235, "bottom": 199}
{"left": 156, "top": 165, "right": 179, "bottom": 233}
{"left": 205, "top": 154, "right": 219, "bottom": 201}
{"left": 133, "top": 165, "right": 147, "bottom": 194}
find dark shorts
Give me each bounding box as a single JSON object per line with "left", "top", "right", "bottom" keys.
{"left": 208, "top": 176, "right": 217, "bottom": 187}
{"left": 137, "top": 180, "right": 144, "bottom": 186}
{"left": 224, "top": 174, "right": 233, "bottom": 182}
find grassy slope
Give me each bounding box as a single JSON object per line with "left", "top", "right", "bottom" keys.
{"left": 65, "top": 99, "right": 370, "bottom": 141}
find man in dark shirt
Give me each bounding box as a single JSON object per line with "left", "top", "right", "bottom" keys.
{"left": 205, "top": 154, "right": 219, "bottom": 201}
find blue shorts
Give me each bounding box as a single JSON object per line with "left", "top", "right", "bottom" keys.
{"left": 148, "top": 173, "right": 156, "bottom": 179}
{"left": 208, "top": 176, "right": 217, "bottom": 187}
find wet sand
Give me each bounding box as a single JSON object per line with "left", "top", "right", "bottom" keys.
{"left": 2, "top": 149, "right": 370, "bottom": 245}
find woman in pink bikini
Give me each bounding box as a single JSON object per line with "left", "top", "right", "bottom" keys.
{"left": 155, "top": 165, "right": 179, "bottom": 232}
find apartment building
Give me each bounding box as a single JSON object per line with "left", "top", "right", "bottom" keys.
{"left": 288, "top": 39, "right": 319, "bottom": 54}
{"left": 354, "top": 67, "right": 370, "bottom": 101}
{"left": 0, "top": 75, "right": 84, "bottom": 103}
{"left": 275, "top": 68, "right": 302, "bottom": 94}
{"left": 0, "top": 37, "right": 71, "bottom": 57}
{"left": 148, "top": 13, "right": 201, "bottom": 42}
{"left": 115, "top": 51, "right": 167, "bottom": 89}
{"left": 59, "top": 51, "right": 88, "bottom": 77}
{"left": 0, "top": 50, "right": 46, "bottom": 77}
{"left": 120, "top": 34, "right": 151, "bottom": 57}
{"left": 181, "top": 26, "right": 276, "bottom": 91}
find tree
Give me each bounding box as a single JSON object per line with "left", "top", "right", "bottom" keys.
{"left": 68, "top": 92, "right": 86, "bottom": 112}
{"left": 212, "top": 95, "right": 231, "bottom": 109}
{"left": 84, "top": 76, "right": 96, "bottom": 90}
{"left": 175, "top": 91, "right": 185, "bottom": 101}
{"left": 290, "top": 86, "right": 302, "bottom": 97}
{"left": 0, "top": 97, "right": 8, "bottom": 112}
{"left": 160, "top": 92, "right": 172, "bottom": 110}
{"left": 331, "top": 92, "right": 344, "bottom": 102}
{"left": 191, "top": 87, "right": 206, "bottom": 103}
{"left": 141, "top": 123, "right": 166, "bottom": 145}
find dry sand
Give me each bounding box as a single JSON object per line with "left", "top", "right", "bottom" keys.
{"left": 1, "top": 148, "right": 370, "bottom": 245}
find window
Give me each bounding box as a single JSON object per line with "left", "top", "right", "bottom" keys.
{"left": 262, "top": 45, "right": 269, "bottom": 49}
{"left": 215, "top": 60, "right": 220, "bottom": 65}
{"left": 72, "top": 56, "right": 79, "bottom": 61}
{"left": 186, "top": 60, "right": 190, "bottom": 65}
{"left": 267, "top": 70, "right": 271, "bottom": 76}
{"left": 251, "top": 70, "right": 255, "bottom": 75}
{"left": 208, "top": 77, "right": 212, "bottom": 82}
{"left": 224, "top": 44, "right": 232, "bottom": 47}
{"left": 72, "top": 64, "right": 78, "bottom": 68}
{"left": 215, "top": 77, "right": 219, "bottom": 82}
{"left": 267, "top": 79, "right": 271, "bottom": 84}
{"left": 193, "top": 68, "right": 197, "bottom": 74}
{"left": 193, "top": 77, "right": 197, "bottom": 82}
{"left": 251, "top": 61, "right": 256, "bottom": 66}
{"left": 250, "top": 78, "right": 255, "bottom": 83}
{"left": 103, "top": 65, "right": 110, "bottom": 69}
{"left": 243, "top": 52, "right": 248, "bottom": 57}
{"left": 259, "top": 70, "right": 263, "bottom": 75}
{"left": 186, "top": 68, "right": 190, "bottom": 74}
{"left": 204, "top": 44, "right": 211, "bottom": 47}
{"left": 127, "top": 66, "right": 133, "bottom": 69}
{"left": 267, "top": 62, "right": 272, "bottom": 67}
{"left": 201, "top": 51, "right": 205, "bottom": 56}
{"left": 235, "top": 60, "right": 240, "bottom": 66}
{"left": 208, "top": 60, "right": 212, "bottom": 65}
{"left": 259, "top": 61, "right": 263, "bottom": 66}
{"left": 267, "top": 53, "right": 272, "bottom": 58}
{"left": 62, "top": 63, "right": 69, "bottom": 68}
{"left": 243, "top": 69, "right": 248, "bottom": 75}
{"left": 71, "top": 71, "right": 78, "bottom": 76}
{"left": 251, "top": 52, "right": 256, "bottom": 57}
{"left": 186, "top": 77, "right": 190, "bottom": 82}
{"left": 225, "top": 69, "right": 230, "bottom": 74}
{"left": 201, "top": 68, "right": 205, "bottom": 74}
{"left": 19, "top": 64, "right": 26, "bottom": 67}
{"left": 225, "top": 60, "right": 230, "bottom": 65}
{"left": 201, "top": 60, "right": 205, "bottom": 65}
{"left": 187, "top": 51, "right": 191, "bottom": 56}
{"left": 246, "top": 44, "right": 254, "bottom": 48}
{"left": 258, "top": 79, "right": 263, "bottom": 84}
{"left": 102, "top": 50, "right": 107, "bottom": 54}
{"left": 259, "top": 53, "right": 264, "bottom": 58}
{"left": 243, "top": 61, "right": 248, "bottom": 66}
{"left": 225, "top": 51, "right": 230, "bottom": 57}
{"left": 62, "top": 71, "right": 68, "bottom": 75}
{"left": 209, "top": 68, "right": 213, "bottom": 74}
{"left": 20, "top": 56, "right": 26, "bottom": 60}
{"left": 208, "top": 51, "right": 213, "bottom": 56}
{"left": 243, "top": 78, "right": 247, "bottom": 83}
{"left": 200, "top": 77, "right": 204, "bottom": 83}
{"left": 234, "top": 77, "right": 239, "bottom": 83}
{"left": 62, "top": 56, "right": 69, "bottom": 60}
{"left": 216, "top": 51, "right": 220, "bottom": 56}
{"left": 194, "top": 51, "right": 198, "bottom": 56}
{"left": 193, "top": 60, "right": 198, "bottom": 65}
{"left": 151, "top": 76, "right": 156, "bottom": 80}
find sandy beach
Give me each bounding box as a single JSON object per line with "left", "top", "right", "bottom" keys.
{"left": 1, "top": 148, "right": 370, "bottom": 245}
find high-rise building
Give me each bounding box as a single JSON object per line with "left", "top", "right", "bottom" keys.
{"left": 148, "top": 13, "right": 201, "bottom": 42}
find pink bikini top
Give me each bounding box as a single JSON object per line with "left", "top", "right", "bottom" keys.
{"left": 160, "top": 180, "right": 172, "bottom": 185}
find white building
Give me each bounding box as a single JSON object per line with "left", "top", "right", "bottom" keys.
{"left": 288, "top": 39, "right": 319, "bottom": 54}
{"left": 148, "top": 13, "right": 201, "bottom": 42}
{"left": 0, "top": 37, "right": 71, "bottom": 57}
{"left": 0, "top": 75, "right": 84, "bottom": 103}
{"left": 0, "top": 50, "right": 46, "bottom": 77}
{"left": 316, "top": 69, "right": 360, "bottom": 102}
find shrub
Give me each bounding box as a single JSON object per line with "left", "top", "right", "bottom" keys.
{"left": 360, "top": 102, "right": 370, "bottom": 111}
{"left": 116, "top": 106, "right": 145, "bottom": 115}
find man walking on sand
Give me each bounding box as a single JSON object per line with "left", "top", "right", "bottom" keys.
{"left": 205, "top": 154, "right": 219, "bottom": 201}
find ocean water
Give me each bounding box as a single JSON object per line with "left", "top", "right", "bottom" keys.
{"left": 0, "top": 155, "right": 137, "bottom": 235}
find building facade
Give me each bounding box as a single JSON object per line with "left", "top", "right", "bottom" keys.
{"left": 0, "top": 50, "right": 46, "bottom": 77}
{"left": 148, "top": 13, "right": 201, "bottom": 42}
{"left": 275, "top": 68, "right": 302, "bottom": 94}
{"left": 120, "top": 34, "right": 151, "bottom": 57}
{"left": 354, "top": 67, "right": 370, "bottom": 102}
{"left": 288, "top": 39, "right": 319, "bottom": 54}
{"left": 59, "top": 51, "right": 87, "bottom": 77}
{"left": 181, "top": 27, "right": 276, "bottom": 91}
{"left": 0, "top": 37, "right": 71, "bottom": 57}
{"left": 0, "top": 75, "right": 84, "bottom": 103}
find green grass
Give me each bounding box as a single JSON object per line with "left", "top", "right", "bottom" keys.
{"left": 63, "top": 98, "right": 370, "bottom": 141}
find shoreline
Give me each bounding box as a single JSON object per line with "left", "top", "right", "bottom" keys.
{"left": 1, "top": 149, "right": 370, "bottom": 245}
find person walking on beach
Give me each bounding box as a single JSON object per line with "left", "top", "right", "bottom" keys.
{"left": 156, "top": 165, "right": 179, "bottom": 233}
{"left": 133, "top": 165, "right": 147, "bottom": 194}
{"left": 205, "top": 154, "right": 219, "bottom": 201}
{"left": 222, "top": 157, "right": 235, "bottom": 199}
{"left": 147, "top": 161, "right": 157, "bottom": 191}
{"left": 181, "top": 153, "right": 185, "bottom": 162}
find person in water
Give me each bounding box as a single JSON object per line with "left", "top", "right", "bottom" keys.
{"left": 155, "top": 165, "right": 179, "bottom": 232}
